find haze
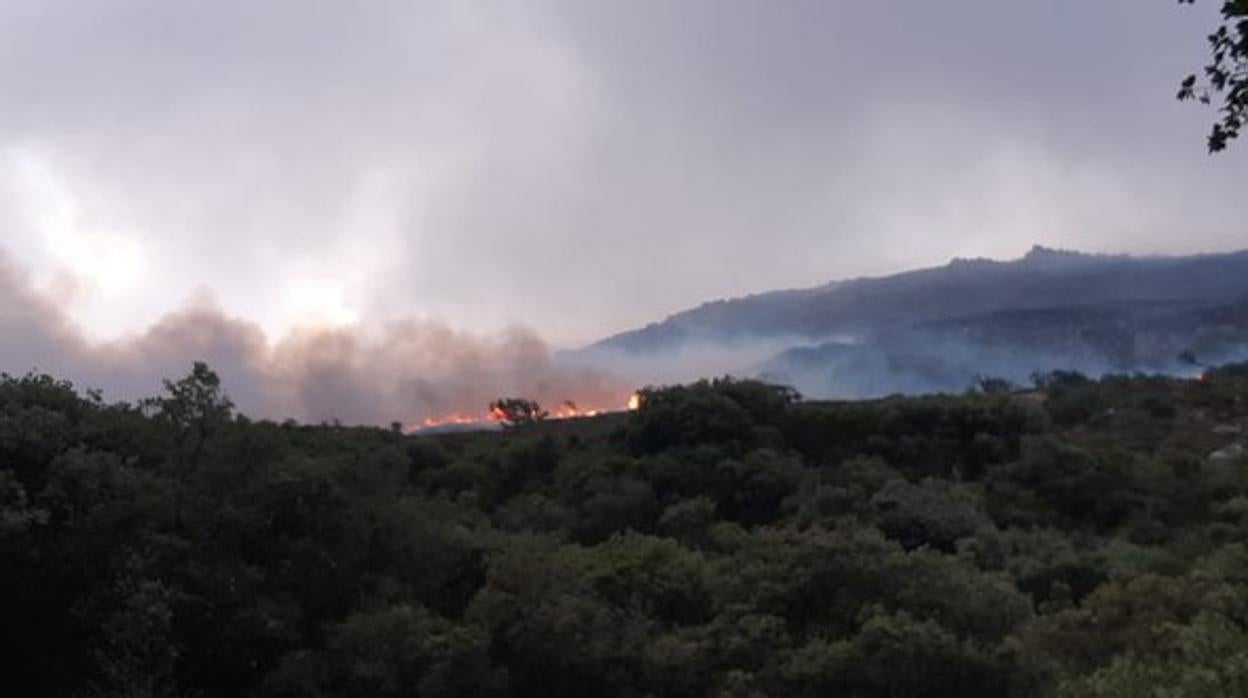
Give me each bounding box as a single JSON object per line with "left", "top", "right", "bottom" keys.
{"left": 0, "top": 0, "right": 1243, "bottom": 421}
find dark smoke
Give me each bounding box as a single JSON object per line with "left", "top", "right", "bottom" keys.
{"left": 0, "top": 253, "right": 626, "bottom": 425}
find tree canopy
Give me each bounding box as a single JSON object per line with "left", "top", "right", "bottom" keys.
{"left": 1179, "top": 0, "right": 1248, "bottom": 151}
{"left": 6, "top": 363, "right": 1248, "bottom": 695}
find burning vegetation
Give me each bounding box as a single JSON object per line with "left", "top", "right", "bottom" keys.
{"left": 409, "top": 391, "right": 644, "bottom": 432}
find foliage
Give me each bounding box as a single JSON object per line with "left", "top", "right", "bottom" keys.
{"left": 1179, "top": 0, "right": 1248, "bottom": 151}
{"left": 7, "top": 363, "right": 1248, "bottom": 695}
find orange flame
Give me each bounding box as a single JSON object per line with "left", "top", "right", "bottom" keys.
{"left": 408, "top": 392, "right": 640, "bottom": 432}
{"left": 409, "top": 412, "right": 480, "bottom": 430}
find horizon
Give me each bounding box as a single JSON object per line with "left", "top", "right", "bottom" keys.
{"left": 7, "top": 240, "right": 1243, "bottom": 354}
{"left": 1, "top": 2, "right": 1244, "bottom": 346}
{"left": 2, "top": 1, "right": 1246, "bottom": 424}
{"left": 7, "top": 240, "right": 1248, "bottom": 428}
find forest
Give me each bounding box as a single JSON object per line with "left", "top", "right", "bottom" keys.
{"left": 5, "top": 363, "right": 1248, "bottom": 697}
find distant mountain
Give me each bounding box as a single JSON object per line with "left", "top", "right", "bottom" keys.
{"left": 574, "top": 246, "right": 1248, "bottom": 397}
{"left": 588, "top": 246, "right": 1248, "bottom": 354}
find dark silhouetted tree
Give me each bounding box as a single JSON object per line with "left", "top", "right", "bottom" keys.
{"left": 146, "top": 361, "right": 233, "bottom": 461}
{"left": 489, "top": 397, "right": 547, "bottom": 427}
{"left": 1178, "top": 0, "right": 1248, "bottom": 151}
{"left": 973, "top": 375, "right": 1017, "bottom": 395}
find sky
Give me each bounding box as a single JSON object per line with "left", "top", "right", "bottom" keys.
{"left": 0, "top": 0, "right": 1244, "bottom": 421}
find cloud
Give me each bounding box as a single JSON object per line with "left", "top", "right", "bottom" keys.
{"left": 0, "top": 251, "right": 627, "bottom": 425}
{"left": 0, "top": 0, "right": 1241, "bottom": 351}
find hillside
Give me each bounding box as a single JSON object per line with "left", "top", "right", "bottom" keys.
{"left": 759, "top": 297, "right": 1248, "bottom": 398}
{"left": 576, "top": 247, "right": 1248, "bottom": 397}
{"left": 590, "top": 247, "right": 1248, "bottom": 353}
{"left": 8, "top": 363, "right": 1248, "bottom": 696}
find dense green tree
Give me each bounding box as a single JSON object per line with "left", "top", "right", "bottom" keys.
{"left": 871, "top": 478, "right": 990, "bottom": 552}
{"left": 1058, "top": 612, "right": 1248, "bottom": 698}
{"left": 5, "top": 364, "right": 1248, "bottom": 696}
{"left": 146, "top": 361, "right": 234, "bottom": 460}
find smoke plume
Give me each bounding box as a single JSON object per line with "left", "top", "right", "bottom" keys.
{"left": 0, "top": 253, "right": 627, "bottom": 426}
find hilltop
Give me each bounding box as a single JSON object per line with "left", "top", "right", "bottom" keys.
{"left": 573, "top": 246, "right": 1248, "bottom": 396}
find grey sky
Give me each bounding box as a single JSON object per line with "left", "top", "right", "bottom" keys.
{"left": 0, "top": 0, "right": 1241, "bottom": 354}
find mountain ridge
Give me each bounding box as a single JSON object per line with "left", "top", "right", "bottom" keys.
{"left": 567, "top": 245, "right": 1248, "bottom": 399}
{"left": 584, "top": 245, "right": 1248, "bottom": 356}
